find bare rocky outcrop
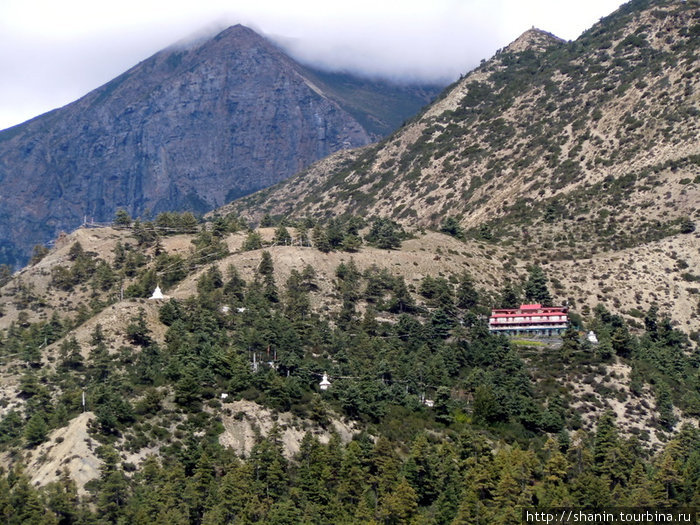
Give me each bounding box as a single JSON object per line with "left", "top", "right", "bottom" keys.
{"left": 3, "top": 412, "right": 102, "bottom": 494}
{"left": 218, "top": 400, "right": 358, "bottom": 459}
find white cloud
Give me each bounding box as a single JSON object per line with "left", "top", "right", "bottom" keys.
{"left": 0, "top": 0, "right": 625, "bottom": 130}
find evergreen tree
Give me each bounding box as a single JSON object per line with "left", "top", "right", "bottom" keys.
{"left": 96, "top": 446, "right": 130, "bottom": 524}
{"left": 341, "top": 233, "right": 362, "bottom": 252}
{"left": 524, "top": 265, "right": 552, "bottom": 306}
{"left": 593, "top": 411, "right": 621, "bottom": 482}
{"left": 126, "top": 308, "right": 153, "bottom": 347}
{"left": 377, "top": 478, "right": 418, "bottom": 525}
{"left": 387, "top": 277, "right": 416, "bottom": 314}
{"left": 653, "top": 440, "right": 683, "bottom": 504}
{"left": 114, "top": 209, "right": 132, "bottom": 227}
{"left": 223, "top": 265, "right": 247, "bottom": 302}
{"left": 611, "top": 325, "right": 633, "bottom": 357}
{"left": 404, "top": 434, "right": 438, "bottom": 505}
{"left": 311, "top": 225, "right": 331, "bottom": 253}
{"left": 439, "top": 216, "right": 464, "bottom": 239}
{"left": 0, "top": 264, "right": 13, "bottom": 288}
{"left": 23, "top": 412, "right": 48, "bottom": 447}
{"left": 366, "top": 218, "right": 403, "bottom": 250}
{"left": 242, "top": 231, "right": 263, "bottom": 251}
{"left": 560, "top": 328, "right": 580, "bottom": 362}
{"left": 336, "top": 441, "right": 368, "bottom": 508}
{"left": 258, "top": 251, "right": 274, "bottom": 277}
{"left": 655, "top": 383, "right": 676, "bottom": 431}
{"left": 9, "top": 473, "right": 45, "bottom": 524}
{"left": 249, "top": 426, "right": 289, "bottom": 499}
{"left": 257, "top": 213, "right": 273, "bottom": 227}
{"left": 43, "top": 470, "right": 79, "bottom": 525}
{"left": 456, "top": 272, "right": 479, "bottom": 310}
{"left": 273, "top": 225, "right": 291, "bottom": 245}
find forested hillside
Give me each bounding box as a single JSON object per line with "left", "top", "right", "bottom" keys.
{"left": 0, "top": 211, "right": 698, "bottom": 523}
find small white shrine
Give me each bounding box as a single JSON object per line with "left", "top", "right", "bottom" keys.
{"left": 587, "top": 331, "right": 599, "bottom": 344}
{"left": 149, "top": 285, "right": 164, "bottom": 300}
{"left": 319, "top": 372, "right": 331, "bottom": 391}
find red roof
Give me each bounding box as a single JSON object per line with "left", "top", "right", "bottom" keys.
{"left": 489, "top": 305, "right": 568, "bottom": 319}
{"left": 490, "top": 312, "right": 566, "bottom": 319}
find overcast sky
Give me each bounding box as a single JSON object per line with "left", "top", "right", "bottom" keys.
{"left": 0, "top": 0, "right": 626, "bottom": 131}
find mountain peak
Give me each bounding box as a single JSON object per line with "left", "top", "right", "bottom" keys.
{"left": 0, "top": 21, "right": 442, "bottom": 268}
{"left": 214, "top": 24, "right": 264, "bottom": 42}
{"left": 503, "top": 27, "right": 565, "bottom": 54}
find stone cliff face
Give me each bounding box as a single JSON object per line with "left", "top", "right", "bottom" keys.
{"left": 0, "top": 25, "right": 434, "bottom": 267}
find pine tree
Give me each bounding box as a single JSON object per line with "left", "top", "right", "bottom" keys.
{"left": 492, "top": 470, "right": 521, "bottom": 524}
{"left": 0, "top": 475, "right": 13, "bottom": 524}
{"left": 543, "top": 437, "right": 570, "bottom": 487}
{"left": 250, "top": 426, "right": 289, "bottom": 499}
{"left": 9, "top": 473, "right": 45, "bottom": 524}
{"left": 377, "top": 478, "right": 418, "bottom": 525}
{"left": 24, "top": 412, "right": 48, "bottom": 447}
{"left": 336, "top": 441, "right": 368, "bottom": 508}
{"left": 96, "top": 445, "right": 130, "bottom": 524}
{"left": 404, "top": 434, "right": 438, "bottom": 505}
{"left": 44, "top": 470, "right": 79, "bottom": 525}
{"left": 624, "top": 462, "right": 655, "bottom": 506}
{"left": 456, "top": 272, "right": 479, "bottom": 310}
{"left": 387, "top": 277, "right": 415, "bottom": 314}
{"left": 498, "top": 281, "right": 520, "bottom": 308}
{"left": 223, "top": 265, "right": 247, "bottom": 302}
{"left": 371, "top": 437, "right": 401, "bottom": 497}
{"left": 439, "top": 216, "right": 464, "bottom": 238}
{"left": 560, "top": 328, "right": 580, "bottom": 362}
{"left": 524, "top": 265, "right": 552, "bottom": 306}
{"left": 311, "top": 225, "right": 331, "bottom": 253}
{"left": 611, "top": 325, "right": 633, "bottom": 357}
{"left": 296, "top": 433, "right": 330, "bottom": 505}
{"left": 655, "top": 382, "right": 676, "bottom": 431}
{"left": 114, "top": 209, "right": 132, "bottom": 226}
{"left": 242, "top": 230, "right": 263, "bottom": 251}
{"left": 259, "top": 213, "right": 274, "bottom": 227}
{"left": 341, "top": 233, "right": 362, "bottom": 252}
{"left": 593, "top": 410, "right": 620, "bottom": 481}
{"left": 258, "top": 251, "right": 274, "bottom": 277}
{"left": 273, "top": 225, "right": 291, "bottom": 245}
{"left": 653, "top": 440, "right": 683, "bottom": 504}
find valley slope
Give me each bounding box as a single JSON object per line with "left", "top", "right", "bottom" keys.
{"left": 227, "top": 0, "right": 700, "bottom": 335}
{"left": 231, "top": 0, "right": 699, "bottom": 258}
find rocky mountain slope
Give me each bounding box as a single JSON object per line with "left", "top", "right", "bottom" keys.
{"left": 230, "top": 0, "right": 699, "bottom": 257}
{"left": 0, "top": 25, "right": 440, "bottom": 268}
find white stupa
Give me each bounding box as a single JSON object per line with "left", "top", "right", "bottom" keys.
{"left": 149, "top": 286, "right": 164, "bottom": 300}
{"left": 587, "top": 331, "right": 598, "bottom": 344}
{"left": 319, "top": 372, "right": 331, "bottom": 391}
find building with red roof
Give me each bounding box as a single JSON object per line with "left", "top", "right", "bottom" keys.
{"left": 488, "top": 304, "right": 568, "bottom": 336}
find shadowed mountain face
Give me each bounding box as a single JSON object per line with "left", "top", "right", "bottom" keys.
{"left": 0, "top": 25, "right": 441, "bottom": 267}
